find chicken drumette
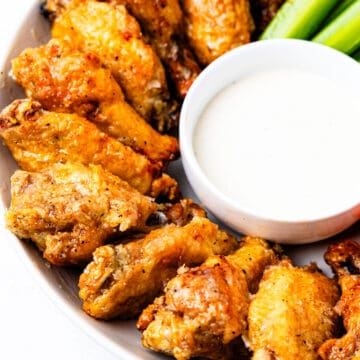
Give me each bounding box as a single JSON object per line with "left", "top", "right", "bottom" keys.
{"left": 137, "top": 236, "right": 278, "bottom": 360}
{"left": 12, "top": 38, "right": 179, "bottom": 165}
{"left": 247, "top": 259, "right": 340, "bottom": 360}
{"left": 182, "top": 0, "right": 253, "bottom": 66}
{"left": 0, "top": 99, "right": 178, "bottom": 199}
{"left": 79, "top": 216, "right": 238, "bottom": 319}
{"left": 318, "top": 239, "right": 360, "bottom": 360}
{"left": 5, "top": 163, "right": 156, "bottom": 266}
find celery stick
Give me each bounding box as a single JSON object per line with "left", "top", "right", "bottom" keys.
{"left": 312, "top": 0, "right": 360, "bottom": 54}
{"left": 260, "top": 0, "right": 340, "bottom": 40}
{"left": 322, "top": 0, "right": 356, "bottom": 25}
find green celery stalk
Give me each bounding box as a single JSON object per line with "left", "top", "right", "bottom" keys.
{"left": 260, "top": 0, "right": 341, "bottom": 40}
{"left": 312, "top": 0, "right": 360, "bottom": 54}
{"left": 322, "top": 0, "right": 356, "bottom": 26}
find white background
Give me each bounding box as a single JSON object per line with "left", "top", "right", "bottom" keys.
{"left": 0, "top": 1, "right": 119, "bottom": 359}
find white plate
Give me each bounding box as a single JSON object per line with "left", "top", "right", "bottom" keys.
{"left": 0, "top": 1, "right": 359, "bottom": 359}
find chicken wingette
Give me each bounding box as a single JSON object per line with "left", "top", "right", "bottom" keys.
{"left": 247, "top": 259, "right": 340, "bottom": 360}
{"left": 182, "top": 0, "right": 253, "bottom": 66}
{"left": 12, "top": 38, "right": 179, "bottom": 164}
{"left": 137, "top": 236, "right": 278, "bottom": 360}
{"left": 5, "top": 163, "right": 156, "bottom": 266}
{"left": 318, "top": 239, "right": 360, "bottom": 360}
{"left": 78, "top": 216, "right": 238, "bottom": 319}
{"left": 50, "top": 0, "right": 178, "bottom": 131}
{"left": 0, "top": 99, "right": 178, "bottom": 199}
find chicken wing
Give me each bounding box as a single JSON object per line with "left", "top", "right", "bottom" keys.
{"left": 50, "top": 0, "right": 178, "bottom": 131}
{"left": 0, "top": 99, "right": 179, "bottom": 198}
{"left": 248, "top": 259, "right": 340, "bottom": 360}
{"left": 78, "top": 216, "right": 238, "bottom": 319}
{"left": 12, "top": 38, "right": 179, "bottom": 164}
{"left": 137, "top": 236, "right": 278, "bottom": 360}
{"left": 5, "top": 163, "right": 156, "bottom": 266}
{"left": 318, "top": 240, "right": 360, "bottom": 360}
{"left": 107, "top": 0, "right": 201, "bottom": 98}
{"left": 182, "top": 0, "right": 253, "bottom": 66}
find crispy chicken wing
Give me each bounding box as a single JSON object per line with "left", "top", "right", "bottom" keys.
{"left": 182, "top": 0, "right": 253, "bottom": 66}
{"left": 12, "top": 38, "right": 179, "bottom": 164}
{"left": 5, "top": 163, "right": 156, "bottom": 266}
{"left": 43, "top": 0, "right": 201, "bottom": 98}
{"left": 50, "top": 0, "right": 178, "bottom": 131}
{"left": 108, "top": 0, "right": 201, "bottom": 98}
{"left": 318, "top": 240, "right": 360, "bottom": 360}
{"left": 248, "top": 259, "right": 340, "bottom": 360}
{"left": 137, "top": 236, "right": 278, "bottom": 360}
{"left": 0, "top": 99, "right": 178, "bottom": 198}
{"left": 78, "top": 216, "right": 238, "bottom": 319}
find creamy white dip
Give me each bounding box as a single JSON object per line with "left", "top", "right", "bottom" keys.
{"left": 194, "top": 68, "right": 360, "bottom": 221}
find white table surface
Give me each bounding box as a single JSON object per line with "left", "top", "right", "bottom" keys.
{"left": 0, "top": 1, "right": 119, "bottom": 359}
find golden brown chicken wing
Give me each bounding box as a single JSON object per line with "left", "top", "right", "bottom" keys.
{"left": 137, "top": 236, "right": 278, "bottom": 360}
{"left": 108, "top": 0, "right": 201, "bottom": 98}
{"left": 5, "top": 162, "right": 156, "bottom": 266}
{"left": 247, "top": 259, "right": 340, "bottom": 360}
{"left": 50, "top": 0, "right": 178, "bottom": 131}
{"left": 12, "top": 38, "right": 179, "bottom": 164}
{"left": 78, "top": 216, "right": 238, "bottom": 319}
{"left": 43, "top": 0, "right": 201, "bottom": 98}
{"left": 0, "top": 99, "right": 178, "bottom": 198}
{"left": 318, "top": 240, "right": 360, "bottom": 360}
{"left": 182, "top": 0, "right": 253, "bottom": 66}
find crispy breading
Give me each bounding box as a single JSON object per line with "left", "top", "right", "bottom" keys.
{"left": 0, "top": 99, "right": 179, "bottom": 198}
{"left": 137, "top": 236, "right": 278, "bottom": 360}
{"left": 182, "top": 0, "right": 253, "bottom": 65}
{"left": 50, "top": 0, "right": 178, "bottom": 131}
{"left": 248, "top": 259, "right": 340, "bottom": 360}
{"left": 78, "top": 216, "right": 238, "bottom": 319}
{"left": 318, "top": 240, "right": 360, "bottom": 360}
{"left": 11, "top": 38, "right": 179, "bottom": 164}
{"left": 5, "top": 163, "right": 156, "bottom": 266}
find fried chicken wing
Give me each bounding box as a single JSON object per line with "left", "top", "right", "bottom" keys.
{"left": 108, "top": 0, "right": 201, "bottom": 98}
{"left": 43, "top": 0, "right": 201, "bottom": 98}
{"left": 50, "top": 0, "right": 178, "bottom": 131}
{"left": 137, "top": 236, "right": 278, "bottom": 360}
{"left": 5, "top": 163, "right": 156, "bottom": 266}
{"left": 248, "top": 259, "right": 340, "bottom": 360}
{"left": 0, "top": 99, "right": 178, "bottom": 198}
{"left": 78, "top": 216, "right": 238, "bottom": 319}
{"left": 12, "top": 38, "right": 179, "bottom": 164}
{"left": 318, "top": 240, "right": 360, "bottom": 360}
{"left": 182, "top": 0, "right": 253, "bottom": 66}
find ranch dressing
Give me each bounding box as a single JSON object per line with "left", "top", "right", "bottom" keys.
{"left": 194, "top": 68, "right": 360, "bottom": 221}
